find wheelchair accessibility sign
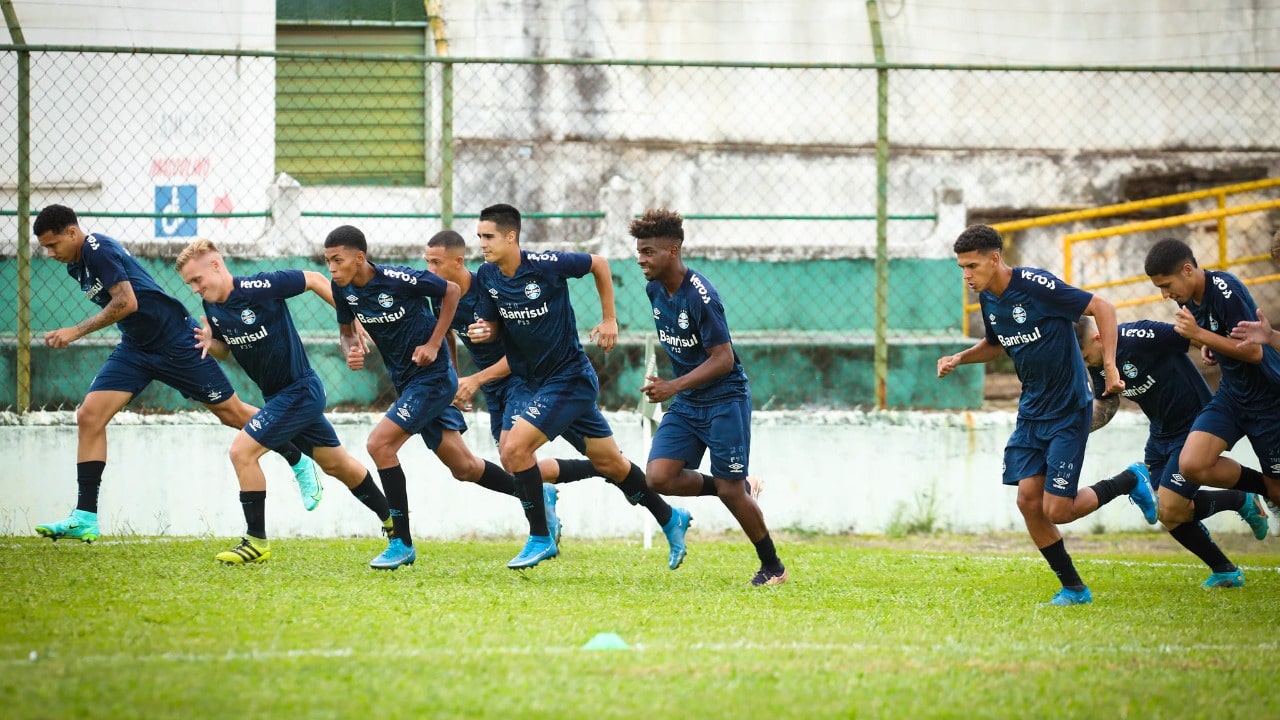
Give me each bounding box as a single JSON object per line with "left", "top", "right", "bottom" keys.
{"left": 155, "top": 185, "right": 197, "bottom": 237}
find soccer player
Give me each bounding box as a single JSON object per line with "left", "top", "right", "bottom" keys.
{"left": 30, "top": 204, "right": 320, "bottom": 544}
{"left": 629, "top": 209, "right": 787, "bottom": 586}
{"left": 175, "top": 239, "right": 397, "bottom": 565}
{"left": 1145, "top": 238, "right": 1280, "bottom": 508}
{"left": 1076, "top": 316, "right": 1269, "bottom": 587}
{"left": 937, "top": 224, "right": 1156, "bottom": 606}
{"left": 469, "top": 203, "right": 690, "bottom": 570}
{"left": 424, "top": 230, "right": 604, "bottom": 493}
{"left": 324, "top": 225, "right": 558, "bottom": 570}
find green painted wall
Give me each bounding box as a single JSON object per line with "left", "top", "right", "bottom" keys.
{"left": 0, "top": 255, "right": 979, "bottom": 410}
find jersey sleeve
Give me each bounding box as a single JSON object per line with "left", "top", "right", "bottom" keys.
{"left": 1208, "top": 272, "right": 1260, "bottom": 334}
{"left": 333, "top": 281, "right": 354, "bottom": 324}
{"left": 202, "top": 300, "right": 228, "bottom": 343}
{"left": 473, "top": 268, "right": 499, "bottom": 321}
{"left": 1088, "top": 364, "right": 1107, "bottom": 400}
{"left": 980, "top": 300, "right": 1000, "bottom": 347}
{"left": 1017, "top": 270, "right": 1092, "bottom": 320}
{"left": 696, "top": 291, "right": 733, "bottom": 349}
{"left": 529, "top": 250, "right": 593, "bottom": 279}
{"left": 239, "top": 270, "right": 307, "bottom": 300}
{"left": 81, "top": 235, "right": 130, "bottom": 290}
{"left": 405, "top": 267, "right": 449, "bottom": 299}
{"left": 1138, "top": 319, "right": 1191, "bottom": 354}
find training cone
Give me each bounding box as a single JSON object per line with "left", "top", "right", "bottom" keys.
{"left": 582, "top": 632, "right": 630, "bottom": 650}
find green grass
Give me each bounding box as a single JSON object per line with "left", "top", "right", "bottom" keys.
{"left": 2, "top": 533, "right": 1279, "bottom": 719}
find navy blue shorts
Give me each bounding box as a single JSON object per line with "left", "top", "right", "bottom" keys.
{"left": 1145, "top": 432, "right": 1198, "bottom": 500}
{"left": 88, "top": 334, "right": 235, "bottom": 405}
{"left": 245, "top": 371, "right": 341, "bottom": 453}
{"left": 492, "top": 376, "right": 588, "bottom": 452}
{"left": 1003, "top": 403, "right": 1092, "bottom": 497}
{"left": 388, "top": 372, "right": 467, "bottom": 452}
{"left": 503, "top": 369, "right": 611, "bottom": 445}
{"left": 1191, "top": 392, "right": 1280, "bottom": 477}
{"left": 649, "top": 395, "right": 752, "bottom": 480}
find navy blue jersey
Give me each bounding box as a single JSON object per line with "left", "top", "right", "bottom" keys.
{"left": 474, "top": 250, "right": 594, "bottom": 383}
{"left": 647, "top": 267, "right": 749, "bottom": 406}
{"left": 204, "top": 270, "right": 312, "bottom": 398}
{"left": 981, "top": 267, "right": 1094, "bottom": 420}
{"left": 333, "top": 263, "right": 452, "bottom": 389}
{"left": 1089, "top": 320, "right": 1209, "bottom": 439}
{"left": 1184, "top": 270, "right": 1280, "bottom": 407}
{"left": 66, "top": 233, "right": 192, "bottom": 351}
{"left": 432, "top": 272, "right": 507, "bottom": 394}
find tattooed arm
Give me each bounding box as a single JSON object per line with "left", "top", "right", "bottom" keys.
{"left": 1089, "top": 394, "right": 1121, "bottom": 433}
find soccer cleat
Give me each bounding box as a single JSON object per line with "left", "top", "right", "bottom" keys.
{"left": 746, "top": 475, "right": 765, "bottom": 500}
{"left": 661, "top": 507, "right": 692, "bottom": 570}
{"left": 216, "top": 536, "right": 270, "bottom": 564}
{"left": 507, "top": 534, "right": 558, "bottom": 569}
{"left": 1240, "top": 493, "right": 1270, "bottom": 541}
{"left": 543, "top": 483, "right": 562, "bottom": 545}
{"left": 750, "top": 566, "right": 788, "bottom": 586}
{"left": 1126, "top": 462, "right": 1158, "bottom": 525}
{"left": 1042, "top": 586, "right": 1093, "bottom": 606}
{"left": 291, "top": 455, "right": 323, "bottom": 511}
{"left": 1202, "top": 568, "right": 1245, "bottom": 589}
{"left": 35, "top": 509, "right": 100, "bottom": 543}
{"left": 370, "top": 537, "right": 416, "bottom": 570}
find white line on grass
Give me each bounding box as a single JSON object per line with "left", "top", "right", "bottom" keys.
{"left": 905, "top": 552, "right": 1280, "bottom": 574}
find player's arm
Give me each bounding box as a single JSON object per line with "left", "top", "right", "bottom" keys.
{"left": 587, "top": 254, "right": 619, "bottom": 352}
{"left": 457, "top": 356, "right": 512, "bottom": 408}
{"left": 1174, "top": 306, "right": 1263, "bottom": 364}
{"left": 1090, "top": 394, "right": 1121, "bottom": 433}
{"left": 45, "top": 280, "right": 138, "bottom": 349}
{"left": 413, "top": 280, "right": 460, "bottom": 366}
{"left": 1083, "top": 294, "right": 1124, "bottom": 396}
{"left": 303, "top": 270, "right": 336, "bottom": 307}
{"left": 1230, "top": 308, "right": 1280, "bottom": 350}
{"left": 193, "top": 316, "right": 232, "bottom": 361}
{"left": 936, "top": 338, "right": 1003, "bottom": 378}
{"left": 339, "top": 322, "right": 367, "bottom": 371}
{"left": 641, "top": 342, "right": 734, "bottom": 403}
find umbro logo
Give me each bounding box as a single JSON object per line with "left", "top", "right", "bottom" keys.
{"left": 346, "top": 295, "right": 359, "bottom": 304}
{"left": 396, "top": 405, "right": 412, "bottom": 421}
{"left": 728, "top": 462, "right": 744, "bottom": 472}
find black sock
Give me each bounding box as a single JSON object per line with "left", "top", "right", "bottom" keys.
{"left": 1038, "top": 539, "right": 1085, "bottom": 590}
{"left": 239, "top": 490, "right": 267, "bottom": 540}
{"left": 555, "top": 459, "right": 599, "bottom": 484}
{"left": 349, "top": 473, "right": 391, "bottom": 522}
{"left": 1234, "top": 466, "right": 1267, "bottom": 495}
{"left": 76, "top": 460, "right": 106, "bottom": 514}
{"left": 476, "top": 461, "right": 519, "bottom": 497}
{"left": 513, "top": 465, "right": 549, "bottom": 536}
{"left": 1192, "top": 489, "right": 1246, "bottom": 522}
{"left": 274, "top": 442, "right": 303, "bottom": 467}
{"left": 1089, "top": 468, "right": 1139, "bottom": 507}
{"left": 753, "top": 533, "right": 783, "bottom": 572}
{"left": 615, "top": 462, "right": 673, "bottom": 527}
{"left": 699, "top": 474, "right": 719, "bottom": 497}
{"left": 377, "top": 465, "right": 412, "bottom": 546}
{"left": 1169, "top": 521, "right": 1236, "bottom": 573}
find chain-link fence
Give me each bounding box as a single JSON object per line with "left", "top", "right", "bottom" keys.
{"left": 1, "top": 47, "right": 1278, "bottom": 411}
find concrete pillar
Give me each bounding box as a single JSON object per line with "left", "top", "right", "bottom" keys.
{"left": 261, "top": 172, "right": 304, "bottom": 257}
{"left": 594, "top": 175, "right": 639, "bottom": 259}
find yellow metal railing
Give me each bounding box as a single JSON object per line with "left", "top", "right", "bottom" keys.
{"left": 961, "top": 177, "right": 1280, "bottom": 335}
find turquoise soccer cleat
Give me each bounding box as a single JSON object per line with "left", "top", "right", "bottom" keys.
{"left": 1042, "top": 586, "right": 1093, "bottom": 606}
{"left": 661, "top": 507, "right": 692, "bottom": 570}
{"left": 291, "top": 455, "right": 323, "bottom": 511}
{"left": 507, "top": 534, "right": 558, "bottom": 569}
{"left": 1126, "top": 462, "right": 1158, "bottom": 525}
{"left": 370, "top": 537, "right": 416, "bottom": 570}
{"left": 543, "top": 483, "right": 562, "bottom": 545}
{"left": 1202, "top": 568, "right": 1245, "bottom": 589}
{"left": 35, "top": 509, "right": 100, "bottom": 543}
{"left": 1239, "top": 493, "right": 1270, "bottom": 541}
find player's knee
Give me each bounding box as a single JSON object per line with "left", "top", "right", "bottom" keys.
{"left": 1158, "top": 502, "right": 1191, "bottom": 526}
{"left": 1014, "top": 491, "right": 1042, "bottom": 519}
{"left": 716, "top": 480, "right": 747, "bottom": 502}
{"left": 499, "top": 444, "right": 533, "bottom": 473}
{"left": 365, "top": 437, "right": 396, "bottom": 467}
{"left": 1043, "top": 505, "right": 1077, "bottom": 524}
{"left": 228, "top": 443, "right": 256, "bottom": 471}
{"left": 645, "top": 467, "right": 677, "bottom": 493}
{"left": 75, "top": 403, "right": 110, "bottom": 432}
{"left": 589, "top": 452, "right": 629, "bottom": 480}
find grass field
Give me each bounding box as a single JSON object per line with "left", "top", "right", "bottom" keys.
{"left": 3, "top": 532, "right": 1279, "bottom": 719}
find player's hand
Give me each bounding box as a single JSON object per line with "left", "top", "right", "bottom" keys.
{"left": 454, "top": 374, "right": 480, "bottom": 411}
{"left": 936, "top": 353, "right": 961, "bottom": 378}
{"left": 1101, "top": 365, "right": 1126, "bottom": 397}
{"left": 345, "top": 341, "right": 365, "bottom": 371}
{"left": 640, "top": 374, "right": 677, "bottom": 403}
{"left": 412, "top": 342, "right": 439, "bottom": 366}
{"left": 193, "top": 316, "right": 215, "bottom": 359}
{"left": 352, "top": 318, "right": 372, "bottom": 354}
{"left": 43, "top": 326, "right": 80, "bottom": 349}
{"left": 590, "top": 318, "right": 619, "bottom": 353}
{"left": 1173, "top": 306, "right": 1198, "bottom": 339}
{"left": 466, "top": 320, "right": 497, "bottom": 344}
{"left": 1200, "top": 344, "right": 1217, "bottom": 366}
{"left": 1231, "top": 308, "right": 1273, "bottom": 348}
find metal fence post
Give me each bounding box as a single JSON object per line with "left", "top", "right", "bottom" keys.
{"left": 867, "top": 0, "right": 890, "bottom": 409}
{"left": 440, "top": 58, "right": 454, "bottom": 230}
{"left": 3, "top": 1, "right": 30, "bottom": 412}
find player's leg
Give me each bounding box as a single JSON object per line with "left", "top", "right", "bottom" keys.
{"left": 215, "top": 430, "right": 273, "bottom": 565}
{"left": 500, "top": 418, "right": 559, "bottom": 568}
{"left": 706, "top": 396, "right": 785, "bottom": 586}
{"left": 583, "top": 430, "right": 690, "bottom": 570}
{"left": 1178, "top": 399, "right": 1272, "bottom": 499}
{"left": 365, "top": 414, "right": 418, "bottom": 569}
{"left": 1042, "top": 405, "right": 1156, "bottom": 525}
{"left": 1153, "top": 443, "right": 1244, "bottom": 588}
{"left": 296, "top": 411, "right": 394, "bottom": 543}
{"left": 201, "top": 395, "right": 320, "bottom": 502}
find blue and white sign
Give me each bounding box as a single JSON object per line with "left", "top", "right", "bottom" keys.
{"left": 155, "top": 185, "right": 197, "bottom": 238}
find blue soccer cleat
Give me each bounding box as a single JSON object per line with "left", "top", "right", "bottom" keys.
{"left": 507, "top": 534, "right": 558, "bottom": 569}
{"left": 370, "top": 537, "right": 416, "bottom": 570}
{"left": 1240, "top": 493, "right": 1270, "bottom": 541}
{"left": 35, "top": 509, "right": 100, "bottom": 543}
{"left": 1126, "top": 462, "right": 1158, "bottom": 525}
{"left": 661, "top": 507, "right": 692, "bottom": 570}
{"left": 543, "top": 483, "right": 562, "bottom": 545}
{"left": 1202, "top": 568, "right": 1245, "bottom": 589}
{"left": 291, "top": 455, "right": 323, "bottom": 511}
{"left": 1042, "top": 586, "right": 1093, "bottom": 606}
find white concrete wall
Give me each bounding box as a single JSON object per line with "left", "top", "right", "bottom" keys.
{"left": 1, "top": 410, "right": 1270, "bottom": 540}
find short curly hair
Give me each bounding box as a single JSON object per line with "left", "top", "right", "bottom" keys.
{"left": 628, "top": 208, "right": 684, "bottom": 243}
